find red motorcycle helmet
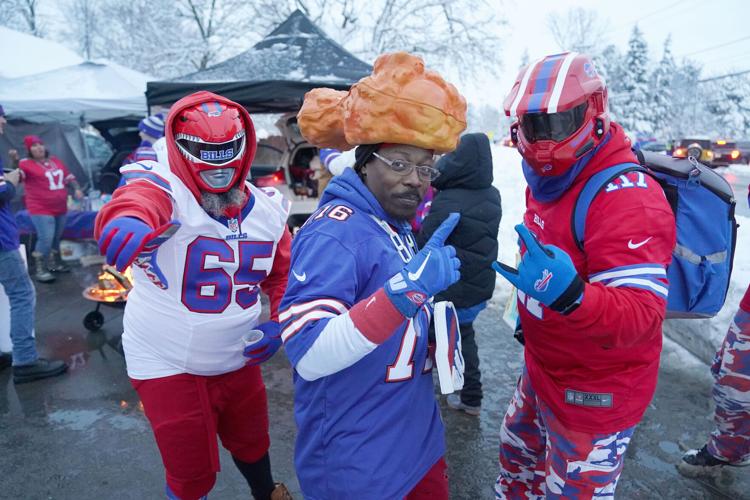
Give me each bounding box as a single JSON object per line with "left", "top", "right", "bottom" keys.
{"left": 503, "top": 52, "right": 610, "bottom": 176}
{"left": 173, "top": 100, "right": 249, "bottom": 193}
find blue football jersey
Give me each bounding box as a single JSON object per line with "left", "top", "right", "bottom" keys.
{"left": 280, "top": 169, "right": 445, "bottom": 499}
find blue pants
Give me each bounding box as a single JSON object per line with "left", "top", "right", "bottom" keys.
{"left": 30, "top": 213, "right": 66, "bottom": 258}
{"left": 0, "top": 248, "right": 38, "bottom": 365}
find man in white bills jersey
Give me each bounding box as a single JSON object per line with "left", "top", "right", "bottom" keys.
{"left": 95, "top": 92, "right": 292, "bottom": 500}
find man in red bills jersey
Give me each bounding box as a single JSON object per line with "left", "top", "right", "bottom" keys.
{"left": 493, "top": 52, "right": 676, "bottom": 498}
{"left": 95, "top": 92, "right": 292, "bottom": 500}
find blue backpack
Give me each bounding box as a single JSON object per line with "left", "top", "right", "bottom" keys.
{"left": 573, "top": 151, "right": 738, "bottom": 318}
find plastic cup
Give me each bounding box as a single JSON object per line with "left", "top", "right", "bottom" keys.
{"left": 242, "top": 330, "right": 265, "bottom": 348}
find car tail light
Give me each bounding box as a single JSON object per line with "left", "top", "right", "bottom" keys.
{"left": 254, "top": 170, "right": 285, "bottom": 187}
{"left": 731, "top": 150, "right": 740, "bottom": 160}
{"left": 673, "top": 147, "right": 686, "bottom": 157}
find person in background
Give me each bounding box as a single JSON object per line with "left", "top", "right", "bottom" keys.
{"left": 0, "top": 105, "right": 68, "bottom": 382}
{"left": 417, "top": 132, "right": 501, "bottom": 416}
{"left": 494, "top": 52, "right": 675, "bottom": 497}
{"left": 18, "top": 135, "right": 83, "bottom": 283}
{"left": 126, "top": 113, "right": 166, "bottom": 165}
{"left": 677, "top": 186, "right": 750, "bottom": 477}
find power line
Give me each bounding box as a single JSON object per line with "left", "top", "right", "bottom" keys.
{"left": 613, "top": 0, "right": 701, "bottom": 32}
{"left": 681, "top": 35, "right": 750, "bottom": 57}
{"left": 698, "top": 68, "right": 750, "bottom": 83}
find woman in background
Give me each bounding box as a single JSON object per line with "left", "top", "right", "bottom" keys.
{"left": 18, "top": 135, "right": 83, "bottom": 283}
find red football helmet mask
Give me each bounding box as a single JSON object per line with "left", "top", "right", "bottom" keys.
{"left": 503, "top": 52, "right": 610, "bottom": 176}
{"left": 173, "top": 101, "right": 250, "bottom": 193}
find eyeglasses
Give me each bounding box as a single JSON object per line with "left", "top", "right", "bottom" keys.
{"left": 372, "top": 152, "right": 440, "bottom": 182}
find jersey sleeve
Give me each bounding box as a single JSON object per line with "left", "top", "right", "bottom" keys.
{"left": 566, "top": 171, "right": 676, "bottom": 347}
{"left": 260, "top": 226, "right": 291, "bottom": 321}
{"left": 94, "top": 179, "right": 173, "bottom": 239}
{"left": 281, "top": 229, "right": 405, "bottom": 381}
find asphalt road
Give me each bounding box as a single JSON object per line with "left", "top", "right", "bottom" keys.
{"left": 718, "top": 164, "right": 750, "bottom": 218}
{"left": 0, "top": 270, "right": 748, "bottom": 499}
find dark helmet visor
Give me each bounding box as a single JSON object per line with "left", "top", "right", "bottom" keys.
{"left": 520, "top": 101, "right": 588, "bottom": 143}
{"left": 176, "top": 132, "right": 245, "bottom": 166}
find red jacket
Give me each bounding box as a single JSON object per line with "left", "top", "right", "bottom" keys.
{"left": 519, "top": 123, "right": 676, "bottom": 433}
{"left": 19, "top": 156, "right": 75, "bottom": 216}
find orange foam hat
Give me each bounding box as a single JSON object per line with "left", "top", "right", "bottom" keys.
{"left": 297, "top": 52, "right": 467, "bottom": 153}
{"left": 296, "top": 88, "right": 351, "bottom": 151}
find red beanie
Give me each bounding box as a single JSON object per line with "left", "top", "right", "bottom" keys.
{"left": 24, "top": 135, "right": 43, "bottom": 149}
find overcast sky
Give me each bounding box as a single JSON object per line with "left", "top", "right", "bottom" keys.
{"left": 480, "top": 0, "right": 750, "bottom": 106}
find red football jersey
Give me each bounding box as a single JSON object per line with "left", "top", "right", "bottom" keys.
{"left": 19, "top": 157, "right": 75, "bottom": 215}
{"left": 517, "top": 124, "right": 676, "bottom": 433}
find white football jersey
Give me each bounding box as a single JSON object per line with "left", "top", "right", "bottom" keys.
{"left": 119, "top": 160, "right": 290, "bottom": 379}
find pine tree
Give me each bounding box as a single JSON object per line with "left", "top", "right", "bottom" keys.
{"left": 650, "top": 36, "right": 676, "bottom": 140}
{"left": 614, "top": 26, "right": 654, "bottom": 135}
{"left": 671, "top": 59, "right": 703, "bottom": 137}
{"left": 707, "top": 74, "right": 750, "bottom": 138}
{"left": 595, "top": 44, "right": 623, "bottom": 120}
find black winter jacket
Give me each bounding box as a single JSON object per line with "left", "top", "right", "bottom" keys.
{"left": 416, "top": 133, "right": 502, "bottom": 309}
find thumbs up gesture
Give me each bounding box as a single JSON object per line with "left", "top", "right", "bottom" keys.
{"left": 493, "top": 224, "right": 584, "bottom": 315}
{"left": 385, "top": 213, "right": 462, "bottom": 318}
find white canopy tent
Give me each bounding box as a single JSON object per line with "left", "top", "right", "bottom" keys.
{"left": 0, "top": 26, "right": 83, "bottom": 79}
{"left": 0, "top": 60, "right": 152, "bottom": 124}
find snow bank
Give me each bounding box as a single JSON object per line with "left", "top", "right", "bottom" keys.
{"left": 489, "top": 144, "right": 749, "bottom": 364}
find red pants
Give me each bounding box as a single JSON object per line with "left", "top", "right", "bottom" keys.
{"left": 405, "top": 457, "right": 449, "bottom": 500}
{"left": 131, "top": 364, "right": 270, "bottom": 500}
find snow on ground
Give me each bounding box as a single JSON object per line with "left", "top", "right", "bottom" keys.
{"left": 488, "top": 144, "right": 750, "bottom": 364}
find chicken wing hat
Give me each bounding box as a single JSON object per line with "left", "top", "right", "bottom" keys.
{"left": 298, "top": 52, "right": 467, "bottom": 153}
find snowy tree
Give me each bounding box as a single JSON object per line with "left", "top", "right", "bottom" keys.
{"left": 243, "top": 0, "right": 506, "bottom": 82}
{"left": 650, "top": 36, "right": 676, "bottom": 140}
{"left": 612, "top": 26, "right": 654, "bottom": 135}
{"left": 705, "top": 74, "right": 750, "bottom": 138}
{"left": 595, "top": 44, "right": 623, "bottom": 98}
{"left": 670, "top": 59, "right": 704, "bottom": 137}
{"left": 62, "top": 0, "right": 100, "bottom": 60}
{"left": 518, "top": 48, "right": 530, "bottom": 70}
{"left": 0, "top": 0, "right": 45, "bottom": 36}
{"left": 56, "top": 0, "right": 259, "bottom": 77}
{"left": 546, "top": 7, "right": 608, "bottom": 58}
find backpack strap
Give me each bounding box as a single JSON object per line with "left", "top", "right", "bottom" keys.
{"left": 572, "top": 162, "right": 647, "bottom": 251}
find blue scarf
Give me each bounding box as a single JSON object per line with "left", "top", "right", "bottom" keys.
{"left": 523, "top": 133, "right": 611, "bottom": 202}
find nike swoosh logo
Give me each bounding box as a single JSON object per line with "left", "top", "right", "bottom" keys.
{"left": 292, "top": 270, "right": 306, "bottom": 282}
{"left": 366, "top": 296, "right": 377, "bottom": 309}
{"left": 628, "top": 237, "right": 652, "bottom": 249}
{"left": 407, "top": 251, "right": 431, "bottom": 281}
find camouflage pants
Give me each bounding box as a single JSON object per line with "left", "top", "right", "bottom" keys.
{"left": 707, "top": 301, "right": 750, "bottom": 464}
{"left": 495, "top": 369, "right": 635, "bottom": 499}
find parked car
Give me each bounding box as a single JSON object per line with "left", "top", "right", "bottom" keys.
{"left": 672, "top": 138, "right": 716, "bottom": 166}
{"left": 735, "top": 140, "right": 750, "bottom": 164}
{"left": 248, "top": 114, "right": 320, "bottom": 230}
{"left": 710, "top": 139, "right": 742, "bottom": 166}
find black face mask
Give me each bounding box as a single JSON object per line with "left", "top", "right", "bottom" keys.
{"left": 176, "top": 132, "right": 245, "bottom": 166}
{"left": 520, "top": 101, "right": 588, "bottom": 143}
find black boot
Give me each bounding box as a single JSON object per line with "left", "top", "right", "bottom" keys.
{"left": 0, "top": 352, "right": 12, "bottom": 371}
{"left": 13, "top": 358, "right": 68, "bottom": 384}
{"left": 48, "top": 250, "right": 70, "bottom": 273}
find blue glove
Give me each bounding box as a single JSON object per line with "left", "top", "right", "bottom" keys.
{"left": 243, "top": 321, "right": 282, "bottom": 365}
{"left": 493, "top": 224, "right": 584, "bottom": 315}
{"left": 98, "top": 217, "right": 179, "bottom": 272}
{"left": 385, "top": 212, "right": 462, "bottom": 318}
